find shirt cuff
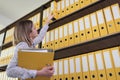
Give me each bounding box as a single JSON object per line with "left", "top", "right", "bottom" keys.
{"left": 29, "top": 70, "right": 37, "bottom": 78}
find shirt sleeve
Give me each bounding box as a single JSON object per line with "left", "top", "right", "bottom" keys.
{"left": 33, "top": 24, "right": 49, "bottom": 46}
{"left": 6, "top": 42, "right": 37, "bottom": 79}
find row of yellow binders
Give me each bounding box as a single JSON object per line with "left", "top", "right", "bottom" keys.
{"left": 0, "top": 46, "right": 15, "bottom": 66}
{"left": 0, "top": 72, "right": 18, "bottom": 80}
{"left": 4, "top": 27, "right": 14, "bottom": 44}
{"left": 51, "top": 46, "right": 120, "bottom": 80}
{"left": 42, "top": 3, "right": 120, "bottom": 50}
{"left": 4, "top": 13, "right": 40, "bottom": 44}
{"left": 0, "top": 54, "right": 13, "bottom": 66}
{"left": 28, "top": 13, "right": 40, "bottom": 30}
{"left": 43, "top": 0, "right": 99, "bottom": 25}
{"left": 0, "top": 33, "right": 4, "bottom": 46}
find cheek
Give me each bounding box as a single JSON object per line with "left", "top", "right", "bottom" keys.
{"left": 34, "top": 30, "right": 38, "bottom": 35}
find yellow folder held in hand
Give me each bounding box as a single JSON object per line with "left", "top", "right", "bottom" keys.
{"left": 18, "top": 49, "right": 54, "bottom": 80}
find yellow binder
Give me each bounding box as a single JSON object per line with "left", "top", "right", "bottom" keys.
{"left": 111, "top": 3, "right": 120, "bottom": 32}
{"left": 68, "top": 22, "right": 75, "bottom": 46}
{"left": 102, "top": 49, "right": 117, "bottom": 80}
{"left": 85, "top": 0, "right": 91, "bottom": 7}
{"left": 69, "top": 0, "right": 75, "bottom": 13}
{"left": 74, "top": 0, "right": 80, "bottom": 11}
{"left": 111, "top": 47, "right": 120, "bottom": 80}
{"left": 43, "top": 9, "right": 47, "bottom": 26}
{"left": 95, "top": 50, "right": 107, "bottom": 80}
{"left": 88, "top": 52, "right": 99, "bottom": 80}
{"left": 73, "top": 19, "right": 80, "bottom": 44}
{"left": 50, "top": 1, "right": 58, "bottom": 19}
{"left": 36, "top": 13, "right": 40, "bottom": 30}
{"left": 61, "top": 0, "right": 66, "bottom": 17}
{"left": 59, "top": 26, "right": 64, "bottom": 49}
{"left": 69, "top": 57, "right": 77, "bottom": 80}
{"left": 75, "top": 55, "right": 83, "bottom": 80}
{"left": 103, "top": 7, "right": 116, "bottom": 34}
{"left": 52, "top": 60, "right": 59, "bottom": 80}
{"left": 90, "top": 13, "right": 100, "bottom": 38}
{"left": 65, "top": 0, "right": 70, "bottom": 15}
{"left": 18, "top": 49, "right": 54, "bottom": 80}
{"left": 81, "top": 54, "right": 91, "bottom": 80}
{"left": 32, "top": 15, "right": 36, "bottom": 30}
{"left": 42, "top": 36, "right": 46, "bottom": 48}
{"left": 58, "top": 59, "right": 64, "bottom": 80}
{"left": 45, "top": 32, "right": 50, "bottom": 49}
{"left": 79, "top": 18, "right": 87, "bottom": 42}
{"left": 63, "top": 58, "right": 70, "bottom": 80}
{"left": 57, "top": 1, "right": 61, "bottom": 19}
{"left": 92, "top": 0, "right": 99, "bottom": 3}
{"left": 84, "top": 15, "right": 93, "bottom": 40}
{"left": 80, "top": 0, "right": 85, "bottom": 8}
{"left": 63, "top": 24, "right": 69, "bottom": 47}
{"left": 54, "top": 28, "right": 59, "bottom": 50}
{"left": 96, "top": 10, "right": 108, "bottom": 37}
{"left": 49, "top": 30, "right": 55, "bottom": 50}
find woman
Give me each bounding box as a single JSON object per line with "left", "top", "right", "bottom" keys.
{"left": 6, "top": 14, "right": 54, "bottom": 80}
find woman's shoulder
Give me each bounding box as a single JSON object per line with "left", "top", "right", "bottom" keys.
{"left": 15, "top": 42, "right": 29, "bottom": 49}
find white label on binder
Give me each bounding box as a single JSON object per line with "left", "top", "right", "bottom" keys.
{"left": 91, "top": 14, "right": 97, "bottom": 27}
{"left": 104, "top": 8, "right": 112, "bottom": 21}
{"left": 43, "top": 9, "right": 46, "bottom": 19}
{"left": 111, "top": 5, "right": 120, "bottom": 19}
{"left": 79, "top": 19, "right": 85, "bottom": 31}
{"left": 75, "top": 0, "right": 79, "bottom": 2}
{"left": 68, "top": 23, "right": 73, "bottom": 35}
{"left": 54, "top": 62, "right": 57, "bottom": 75}
{"left": 65, "top": 0, "right": 69, "bottom": 7}
{"left": 51, "top": 31, "right": 54, "bottom": 41}
{"left": 64, "top": 59, "right": 69, "bottom": 74}
{"left": 59, "top": 61, "right": 63, "bottom": 75}
{"left": 46, "top": 32, "right": 49, "bottom": 43}
{"left": 46, "top": 8, "right": 49, "bottom": 17}
{"left": 51, "top": 1, "right": 54, "bottom": 11}
{"left": 69, "top": 58, "right": 75, "bottom": 73}
{"left": 59, "top": 27, "right": 63, "bottom": 38}
{"left": 70, "top": 0, "right": 74, "bottom": 5}
{"left": 112, "top": 49, "right": 120, "bottom": 67}
{"left": 57, "top": 2, "right": 61, "bottom": 11}
{"left": 84, "top": 16, "right": 90, "bottom": 29}
{"left": 61, "top": 0, "right": 65, "bottom": 9}
{"left": 75, "top": 57, "right": 81, "bottom": 72}
{"left": 88, "top": 54, "right": 95, "bottom": 71}
{"left": 82, "top": 56, "right": 88, "bottom": 72}
{"left": 64, "top": 25, "right": 68, "bottom": 37}
{"left": 74, "top": 21, "right": 79, "bottom": 33}
{"left": 96, "top": 53, "right": 104, "bottom": 70}
{"left": 97, "top": 11, "right": 104, "bottom": 24}
{"left": 55, "top": 29, "right": 58, "bottom": 40}
{"left": 103, "top": 51, "right": 112, "bottom": 68}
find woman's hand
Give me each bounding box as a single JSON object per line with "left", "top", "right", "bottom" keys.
{"left": 37, "top": 66, "right": 54, "bottom": 77}
{"left": 45, "top": 14, "right": 54, "bottom": 24}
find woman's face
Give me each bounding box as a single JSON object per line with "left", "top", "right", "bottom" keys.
{"left": 30, "top": 26, "right": 38, "bottom": 39}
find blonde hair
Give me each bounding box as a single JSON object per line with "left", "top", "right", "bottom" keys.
{"left": 14, "top": 20, "right": 33, "bottom": 46}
